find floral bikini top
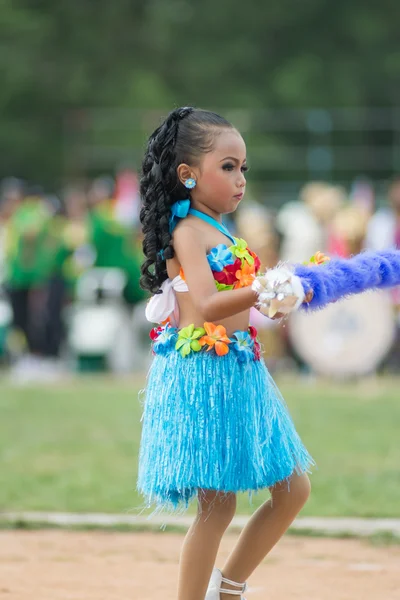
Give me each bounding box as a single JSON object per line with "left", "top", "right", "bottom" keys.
{"left": 145, "top": 205, "right": 261, "bottom": 325}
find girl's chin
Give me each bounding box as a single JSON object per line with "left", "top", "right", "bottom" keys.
{"left": 211, "top": 196, "right": 244, "bottom": 214}
{"left": 232, "top": 196, "right": 244, "bottom": 209}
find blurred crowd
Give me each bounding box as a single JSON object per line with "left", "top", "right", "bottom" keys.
{"left": 233, "top": 176, "right": 400, "bottom": 374}
{"left": 0, "top": 171, "right": 147, "bottom": 380}
{"left": 0, "top": 173, "right": 399, "bottom": 380}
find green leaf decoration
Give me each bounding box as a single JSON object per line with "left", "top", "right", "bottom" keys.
{"left": 180, "top": 343, "right": 191, "bottom": 357}
{"left": 216, "top": 282, "right": 234, "bottom": 291}
{"left": 232, "top": 237, "right": 247, "bottom": 250}
{"left": 175, "top": 338, "right": 187, "bottom": 350}
{"left": 229, "top": 237, "right": 252, "bottom": 261}
{"left": 192, "top": 327, "right": 206, "bottom": 339}
{"left": 178, "top": 324, "right": 194, "bottom": 339}
{"left": 245, "top": 252, "right": 254, "bottom": 265}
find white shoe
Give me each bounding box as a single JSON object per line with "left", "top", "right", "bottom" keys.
{"left": 205, "top": 567, "right": 248, "bottom": 599}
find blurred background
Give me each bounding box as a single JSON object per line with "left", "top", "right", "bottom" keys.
{"left": 0, "top": 1, "right": 399, "bottom": 382}
{"left": 0, "top": 0, "right": 399, "bottom": 527}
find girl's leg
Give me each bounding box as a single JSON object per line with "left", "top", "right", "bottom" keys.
{"left": 177, "top": 489, "right": 236, "bottom": 600}
{"left": 219, "top": 473, "right": 311, "bottom": 599}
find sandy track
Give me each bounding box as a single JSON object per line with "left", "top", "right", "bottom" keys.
{"left": 1, "top": 530, "right": 399, "bottom": 599}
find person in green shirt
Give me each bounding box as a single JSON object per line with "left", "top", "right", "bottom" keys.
{"left": 4, "top": 186, "right": 56, "bottom": 354}
{"left": 0, "top": 178, "right": 24, "bottom": 284}
{"left": 87, "top": 176, "right": 147, "bottom": 305}
{"left": 0, "top": 178, "right": 24, "bottom": 357}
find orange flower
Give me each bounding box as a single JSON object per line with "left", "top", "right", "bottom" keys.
{"left": 315, "top": 251, "right": 330, "bottom": 265}
{"left": 234, "top": 261, "right": 256, "bottom": 289}
{"left": 309, "top": 251, "right": 330, "bottom": 266}
{"left": 199, "top": 322, "right": 231, "bottom": 356}
{"left": 179, "top": 267, "right": 186, "bottom": 280}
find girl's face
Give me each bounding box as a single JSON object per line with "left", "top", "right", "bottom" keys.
{"left": 187, "top": 129, "right": 247, "bottom": 217}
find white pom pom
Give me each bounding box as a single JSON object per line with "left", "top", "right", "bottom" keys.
{"left": 252, "top": 264, "right": 305, "bottom": 318}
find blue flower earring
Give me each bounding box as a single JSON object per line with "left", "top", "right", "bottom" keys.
{"left": 184, "top": 178, "right": 196, "bottom": 189}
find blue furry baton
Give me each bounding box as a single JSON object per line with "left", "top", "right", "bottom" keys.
{"left": 252, "top": 249, "right": 400, "bottom": 317}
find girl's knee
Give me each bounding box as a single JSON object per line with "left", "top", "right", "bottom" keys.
{"left": 197, "top": 489, "right": 237, "bottom": 527}
{"left": 295, "top": 473, "right": 311, "bottom": 506}
{"left": 271, "top": 472, "right": 311, "bottom": 511}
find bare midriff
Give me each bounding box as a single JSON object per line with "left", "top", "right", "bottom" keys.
{"left": 176, "top": 291, "right": 250, "bottom": 336}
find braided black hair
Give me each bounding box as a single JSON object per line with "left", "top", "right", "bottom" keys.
{"left": 139, "top": 107, "right": 233, "bottom": 294}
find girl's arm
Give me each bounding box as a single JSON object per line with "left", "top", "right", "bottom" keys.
{"left": 173, "top": 225, "right": 258, "bottom": 322}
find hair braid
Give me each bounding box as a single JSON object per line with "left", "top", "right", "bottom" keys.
{"left": 139, "top": 107, "right": 233, "bottom": 294}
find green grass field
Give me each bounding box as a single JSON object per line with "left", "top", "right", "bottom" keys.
{"left": 0, "top": 375, "right": 399, "bottom": 518}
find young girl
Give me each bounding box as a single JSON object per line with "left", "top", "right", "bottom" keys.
{"left": 137, "top": 107, "right": 315, "bottom": 600}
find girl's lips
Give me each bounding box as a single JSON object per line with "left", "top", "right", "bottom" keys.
{"left": 234, "top": 192, "right": 244, "bottom": 200}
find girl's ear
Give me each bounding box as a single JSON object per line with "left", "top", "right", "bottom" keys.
{"left": 177, "top": 163, "right": 197, "bottom": 186}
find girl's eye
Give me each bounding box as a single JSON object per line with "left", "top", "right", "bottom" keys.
{"left": 222, "top": 164, "right": 249, "bottom": 172}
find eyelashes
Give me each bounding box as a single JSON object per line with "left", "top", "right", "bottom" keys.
{"left": 222, "top": 163, "right": 249, "bottom": 172}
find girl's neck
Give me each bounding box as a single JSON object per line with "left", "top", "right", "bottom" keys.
{"left": 189, "top": 201, "right": 222, "bottom": 223}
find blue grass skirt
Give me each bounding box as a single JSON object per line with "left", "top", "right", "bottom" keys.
{"left": 137, "top": 336, "right": 315, "bottom": 514}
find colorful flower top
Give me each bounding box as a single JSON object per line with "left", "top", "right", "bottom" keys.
{"left": 181, "top": 237, "right": 261, "bottom": 292}
{"left": 145, "top": 206, "right": 262, "bottom": 325}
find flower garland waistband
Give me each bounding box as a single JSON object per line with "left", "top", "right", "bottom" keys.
{"left": 150, "top": 322, "right": 261, "bottom": 361}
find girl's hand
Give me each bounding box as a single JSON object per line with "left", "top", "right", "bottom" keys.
{"left": 270, "top": 289, "right": 313, "bottom": 319}
{"left": 269, "top": 290, "right": 313, "bottom": 319}
{"left": 270, "top": 312, "right": 285, "bottom": 320}
{"left": 304, "top": 290, "right": 314, "bottom": 303}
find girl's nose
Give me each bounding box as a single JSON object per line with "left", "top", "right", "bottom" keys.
{"left": 239, "top": 174, "right": 246, "bottom": 187}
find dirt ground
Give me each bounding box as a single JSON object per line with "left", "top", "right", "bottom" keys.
{"left": 1, "top": 530, "right": 399, "bottom": 600}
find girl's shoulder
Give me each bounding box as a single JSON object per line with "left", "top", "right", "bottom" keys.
{"left": 172, "top": 219, "right": 207, "bottom": 251}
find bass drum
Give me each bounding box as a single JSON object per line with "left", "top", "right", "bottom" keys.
{"left": 288, "top": 291, "right": 396, "bottom": 377}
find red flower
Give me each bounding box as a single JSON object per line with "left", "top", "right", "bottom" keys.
{"left": 248, "top": 325, "right": 258, "bottom": 339}
{"left": 225, "top": 257, "right": 242, "bottom": 274}
{"left": 212, "top": 258, "right": 242, "bottom": 285}
{"left": 213, "top": 269, "right": 237, "bottom": 285}
{"left": 248, "top": 249, "right": 261, "bottom": 273}
{"left": 254, "top": 340, "right": 261, "bottom": 360}
{"left": 248, "top": 325, "right": 261, "bottom": 360}
{"left": 149, "top": 326, "right": 163, "bottom": 341}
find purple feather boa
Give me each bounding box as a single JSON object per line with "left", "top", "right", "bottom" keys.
{"left": 294, "top": 249, "right": 400, "bottom": 311}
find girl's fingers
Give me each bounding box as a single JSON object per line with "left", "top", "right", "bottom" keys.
{"left": 304, "top": 290, "right": 314, "bottom": 303}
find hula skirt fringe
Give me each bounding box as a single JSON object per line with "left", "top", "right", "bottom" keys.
{"left": 137, "top": 346, "right": 315, "bottom": 515}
